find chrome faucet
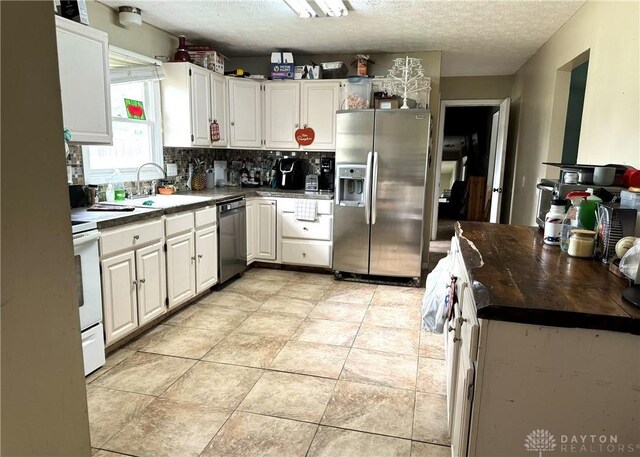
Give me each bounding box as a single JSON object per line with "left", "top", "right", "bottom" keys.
{"left": 136, "top": 163, "right": 166, "bottom": 196}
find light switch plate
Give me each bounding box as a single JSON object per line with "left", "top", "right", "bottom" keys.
{"left": 166, "top": 163, "right": 178, "bottom": 177}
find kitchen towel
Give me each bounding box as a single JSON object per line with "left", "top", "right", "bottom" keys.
{"left": 295, "top": 199, "right": 318, "bottom": 221}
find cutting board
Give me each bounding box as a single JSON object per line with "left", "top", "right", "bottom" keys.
{"left": 87, "top": 203, "right": 135, "bottom": 212}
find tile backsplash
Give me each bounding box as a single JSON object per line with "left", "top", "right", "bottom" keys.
{"left": 67, "top": 145, "right": 333, "bottom": 199}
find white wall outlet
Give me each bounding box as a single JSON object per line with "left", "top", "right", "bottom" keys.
{"left": 166, "top": 163, "right": 178, "bottom": 177}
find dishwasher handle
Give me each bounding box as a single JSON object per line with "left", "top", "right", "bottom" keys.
{"left": 217, "top": 198, "right": 246, "bottom": 214}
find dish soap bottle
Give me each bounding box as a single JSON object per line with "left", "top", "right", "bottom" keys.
{"left": 109, "top": 169, "right": 126, "bottom": 201}
{"left": 560, "top": 191, "right": 590, "bottom": 252}
{"left": 543, "top": 198, "right": 567, "bottom": 245}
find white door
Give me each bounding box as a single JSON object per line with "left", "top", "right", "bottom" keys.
{"left": 166, "top": 232, "right": 196, "bottom": 309}
{"left": 451, "top": 348, "right": 475, "bottom": 457}
{"left": 101, "top": 251, "right": 138, "bottom": 345}
{"left": 55, "top": 16, "right": 112, "bottom": 144}
{"left": 228, "top": 78, "right": 262, "bottom": 148}
{"left": 246, "top": 199, "right": 255, "bottom": 264}
{"left": 265, "top": 82, "right": 300, "bottom": 149}
{"left": 255, "top": 199, "right": 277, "bottom": 260}
{"left": 190, "top": 65, "right": 212, "bottom": 146}
{"left": 210, "top": 72, "right": 228, "bottom": 147}
{"left": 300, "top": 81, "right": 341, "bottom": 150}
{"left": 489, "top": 98, "right": 511, "bottom": 223}
{"left": 195, "top": 226, "right": 218, "bottom": 293}
{"left": 135, "top": 242, "right": 167, "bottom": 325}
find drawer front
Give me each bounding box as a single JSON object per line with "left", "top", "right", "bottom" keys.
{"left": 282, "top": 213, "right": 332, "bottom": 241}
{"left": 101, "top": 219, "right": 163, "bottom": 256}
{"left": 195, "top": 206, "right": 217, "bottom": 228}
{"left": 81, "top": 323, "right": 105, "bottom": 376}
{"left": 165, "top": 211, "right": 195, "bottom": 237}
{"left": 459, "top": 288, "right": 479, "bottom": 363}
{"left": 278, "top": 198, "right": 333, "bottom": 215}
{"left": 281, "top": 240, "right": 332, "bottom": 267}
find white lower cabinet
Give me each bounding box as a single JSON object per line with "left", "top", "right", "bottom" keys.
{"left": 195, "top": 225, "right": 218, "bottom": 293}
{"left": 100, "top": 219, "right": 166, "bottom": 345}
{"left": 246, "top": 198, "right": 277, "bottom": 262}
{"left": 166, "top": 207, "right": 218, "bottom": 308}
{"left": 280, "top": 200, "right": 333, "bottom": 268}
{"left": 135, "top": 242, "right": 167, "bottom": 325}
{"left": 166, "top": 231, "right": 196, "bottom": 309}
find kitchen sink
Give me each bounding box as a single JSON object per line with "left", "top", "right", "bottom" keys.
{"left": 108, "top": 194, "right": 213, "bottom": 208}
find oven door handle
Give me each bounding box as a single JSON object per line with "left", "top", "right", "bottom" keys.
{"left": 73, "top": 231, "right": 101, "bottom": 247}
{"left": 536, "top": 183, "right": 554, "bottom": 192}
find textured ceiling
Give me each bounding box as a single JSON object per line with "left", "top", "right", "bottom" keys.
{"left": 100, "top": 0, "right": 585, "bottom": 76}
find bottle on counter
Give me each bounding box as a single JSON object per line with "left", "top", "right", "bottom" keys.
{"left": 109, "top": 169, "right": 126, "bottom": 201}
{"left": 560, "top": 191, "right": 590, "bottom": 252}
{"left": 240, "top": 162, "right": 250, "bottom": 183}
{"left": 543, "top": 198, "right": 567, "bottom": 245}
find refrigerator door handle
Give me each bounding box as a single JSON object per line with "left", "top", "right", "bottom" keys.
{"left": 372, "top": 151, "right": 379, "bottom": 224}
{"left": 365, "top": 151, "right": 372, "bottom": 224}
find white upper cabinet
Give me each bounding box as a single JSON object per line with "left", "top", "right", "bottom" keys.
{"left": 55, "top": 16, "right": 112, "bottom": 144}
{"left": 189, "top": 65, "right": 212, "bottom": 146}
{"left": 210, "top": 73, "right": 228, "bottom": 147}
{"left": 228, "top": 78, "right": 263, "bottom": 148}
{"left": 161, "top": 62, "right": 227, "bottom": 148}
{"left": 264, "top": 82, "right": 300, "bottom": 149}
{"left": 300, "top": 81, "right": 341, "bottom": 151}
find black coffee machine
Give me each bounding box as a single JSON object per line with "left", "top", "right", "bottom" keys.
{"left": 319, "top": 157, "right": 335, "bottom": 191}
{"left": 277, "top": 158, "right": 308, "bottom": 190}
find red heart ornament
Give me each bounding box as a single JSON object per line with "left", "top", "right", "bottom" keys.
{"left": 295, "top": 127, "right": 315, "bottom": 146}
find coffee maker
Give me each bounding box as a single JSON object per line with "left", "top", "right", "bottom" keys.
{"left": 319, "top": 157, "right": 335, "bottom": 191}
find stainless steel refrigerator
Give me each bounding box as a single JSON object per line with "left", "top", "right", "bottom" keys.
{"left": 333, "top": 109, "right": 430, "bottom": 280}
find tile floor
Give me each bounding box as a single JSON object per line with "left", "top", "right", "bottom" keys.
{"left": 87, "top": 268, "right": 450, "bottom": 457}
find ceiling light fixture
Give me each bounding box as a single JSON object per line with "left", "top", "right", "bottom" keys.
{"left": 118, "top": 6, "right": 142, "bottom": 26}
{"left": 315, "top": 0, "right": 348, "bottom": 17}
{"left": 283, "top": 0, "right": 318, "bottom": 18}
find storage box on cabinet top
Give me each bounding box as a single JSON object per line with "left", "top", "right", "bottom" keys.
{"left": 271, "top": 52, "right": 295, "bottom": 79}
{"left": 321, "top": 61, "right": 348, "bottom": 79}
{"left": 186, "top": 45, "right": 225, "bottom": 74}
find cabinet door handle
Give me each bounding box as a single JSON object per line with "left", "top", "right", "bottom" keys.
{"left": 453, "top": 336, "right": 461, "bottom": 343}
{"left": 270, "top": 202, "right": 275, "bottom": 205}
{"left": 303, "top": 227, "right": 309, "bottom": 231}
{"left": 294, "top": 123, "right": 299, "bottom": 128}
{"left": 132, "top": 280, "right": 138, "bottom": 286}
{"left": 448, "top": 326, "right": 455, "bottom": 333}
{"left": 133, "top": 235, "right": 140, "bottom": 241}
{"left": 191, "top": 256, "right": 196, "bottom": 262}
{"left": 302, "top": 252, "right": 306, "bottom": 257}
{"left": 198, "top": 254, "right": 203, "bottom": 259}
{"left": 230, "top": 121, "right": 235, "bottom": 126}
{"left": 139, "top": 278, "right": 145, "bottom": 284}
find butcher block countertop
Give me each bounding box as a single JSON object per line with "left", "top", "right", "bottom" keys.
{"left": 456, "top": 222, "right": 640, "bottom": 334}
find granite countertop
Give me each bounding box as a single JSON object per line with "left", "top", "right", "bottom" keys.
{"left": 71, "top": 187, "right": 334, "bottom": 229}
{"left": 456, "top": 221, "right": 640, "bottom": 334}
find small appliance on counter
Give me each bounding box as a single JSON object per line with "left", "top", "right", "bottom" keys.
{"left": 214, "top": 161, "right": 227, "bottom": 187}
{"left": 319, "top": 157, "right": 335, "bottom": 191}
{"left": 305, "top": 174, "right": 319, "bottom": 192}
{"left": 277, "top": 158, "right": 308, "bottom": 190}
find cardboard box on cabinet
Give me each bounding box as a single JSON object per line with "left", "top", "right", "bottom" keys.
{"left": 271, "top": 52, "right": 295, "bottom": 79}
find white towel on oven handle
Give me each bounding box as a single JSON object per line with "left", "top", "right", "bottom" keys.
{"left": 295, "top": 199, "right": 318, "bottom": 221}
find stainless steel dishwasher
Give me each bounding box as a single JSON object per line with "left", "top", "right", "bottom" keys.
{"left": 217, "top": 198, "right": 247, "bottom": 283}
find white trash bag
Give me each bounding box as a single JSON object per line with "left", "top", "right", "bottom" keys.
{"left": 422, "top": 254, "right": 452, "bottom": 334}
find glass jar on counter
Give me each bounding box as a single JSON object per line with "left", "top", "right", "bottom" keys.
{"left": 567, "top": 229, "right": 596, "bottom": 258}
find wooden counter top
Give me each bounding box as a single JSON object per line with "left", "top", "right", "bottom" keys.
{"left": 456, "top": 222, "right": 640, "bottom": 334}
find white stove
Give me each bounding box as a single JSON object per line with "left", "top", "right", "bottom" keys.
{"left": 72, "top": 219, "right": 105, "bottom": 375}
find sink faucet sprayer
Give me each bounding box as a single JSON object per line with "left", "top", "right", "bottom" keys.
{"left": 136, "top": 163, "right": 166, "bottom": 196}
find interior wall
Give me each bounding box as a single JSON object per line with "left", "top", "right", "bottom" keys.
{"left": 86, "top": 1, "right": 177, "bottom": 59}
{"left": 440, "top": 75, "right": 514, "bottom": 101}
{"left": 1, "top": 2, "right": 91, "bottom": 455}
{"left": 510, "top": 0, "right": 640, "bottom": 226}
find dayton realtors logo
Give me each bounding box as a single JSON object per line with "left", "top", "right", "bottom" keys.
{"left": 525, "top": 429, "right": 557, "bottom": 457}
{"left": 524, "top": 429, "right": 640, "bottom": 455}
